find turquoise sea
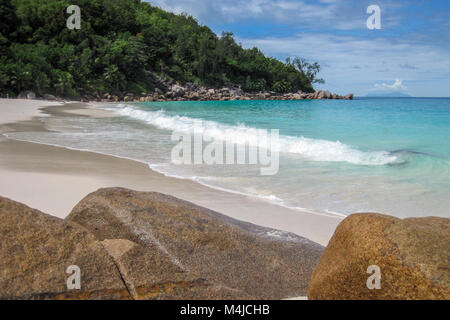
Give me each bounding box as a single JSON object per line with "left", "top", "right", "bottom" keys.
{"left": 7, "top": 98, "right": 450, "bottom": 218}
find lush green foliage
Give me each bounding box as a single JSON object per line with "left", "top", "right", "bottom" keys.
{"left": 0, "top": 0, "right": 322, "bottom": 98}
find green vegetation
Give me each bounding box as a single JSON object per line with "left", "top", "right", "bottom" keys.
{"left": 0, "top": 0, "right": 323, "bottom": 98}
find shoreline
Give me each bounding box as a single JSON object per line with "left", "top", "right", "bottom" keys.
{"left": 8, "top": 84, "right": 354, "bottom": 103}
{"left": 96, "top": 87, "right": 353, "bottom": 103}
{"left": 0, "top": 99, "right": 342, "bottom": 246}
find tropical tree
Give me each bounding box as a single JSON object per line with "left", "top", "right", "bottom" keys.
{"left": 288, "top": 57, "right": 325, "bottom": 84}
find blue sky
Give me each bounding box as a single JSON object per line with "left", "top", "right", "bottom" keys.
{"left": 148, "top": 0, "right": 450, "bottom": 97}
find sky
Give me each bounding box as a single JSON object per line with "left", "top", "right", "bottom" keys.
{"left": 147, "top": 0, "right": 450, "bottom": 97}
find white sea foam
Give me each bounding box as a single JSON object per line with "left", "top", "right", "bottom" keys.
{"left": 112, "top": 104, "right": 400, "bottom": 166}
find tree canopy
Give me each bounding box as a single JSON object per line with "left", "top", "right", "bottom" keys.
{"left": 0, "top": 0, "right": 323, "bottom": 98}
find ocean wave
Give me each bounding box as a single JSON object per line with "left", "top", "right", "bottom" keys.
{"left": 111, "top": 104, "right": 401, "bottom": 166}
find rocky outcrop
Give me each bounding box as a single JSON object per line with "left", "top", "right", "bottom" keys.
{"left": 308, "top": 213, "right": 450, "bottom": 300}
{"left": 344, "top": 93, "right": 354, "bottom": 100}
{"left": 66, "top": 188, "right": 324, "bottom": 300}
{"left": 98, "top": 87, "right": 354, "bottom": 103}
{"left": 17, "top": 91, "right": 36, "bottom": 99}
{"left": 42, "top": 94, "right": 56, "bottom": 101}
{"left": 0, "top": 188, "right": 324, "bottom": 299}
{"left": 94, "top": 73, "right": 353, "bottom": 103}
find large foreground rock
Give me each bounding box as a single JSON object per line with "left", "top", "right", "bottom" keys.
{"left": 308, "top": 213, "right": 449, "bottom": 299}
{"left": 67, "top": 187, "right": 324, "bottom": 299}
{"left": 0, "top": 196, "right": 129, "bottom": 299}
{"left": 96, "top": 238, "right": 247, "bottom": 300}
{"left": 0, "top": 195, "right": 245, "bottom": 300}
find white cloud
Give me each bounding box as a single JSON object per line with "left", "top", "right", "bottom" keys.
{"left": 374, "top": 79, "right": 407, "bottom": 91}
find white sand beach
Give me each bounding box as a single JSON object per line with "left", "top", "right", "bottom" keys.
{"left": 0, "top": 99, "right": 341, "bottom": 246}
{"left": 0, "top": 98, "right": 62, "bottom": 123}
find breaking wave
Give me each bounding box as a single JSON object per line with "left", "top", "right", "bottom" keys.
{"left": 112, "top": 104, "right": 401, "bottom": 166}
